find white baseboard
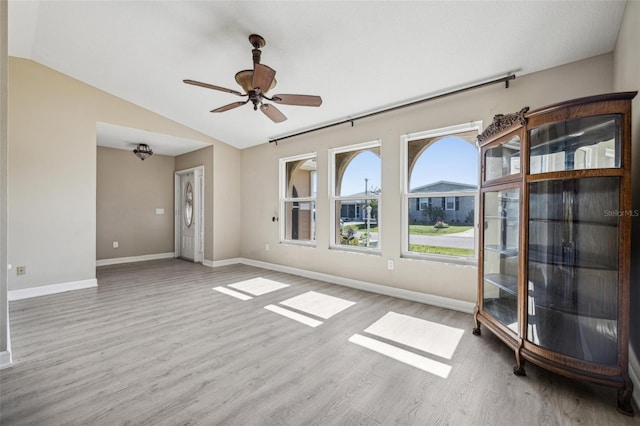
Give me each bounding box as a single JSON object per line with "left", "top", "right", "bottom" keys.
{"left": 239, "top": 258, "right": 475, "bottom": 314}
{"left": 203, "top": 258, "right": 242, "bottom": 268}
{"left": 629, "top": 344, "right": 640, "bottom": 409}
{"left": 0, "top": 350, "right": 12, "bottom": 369}
{"left": 8, "top": 278, "right": 98, "bottom": 301}
{"left": 96, "top": 252, "right": 175, "bottom": 266}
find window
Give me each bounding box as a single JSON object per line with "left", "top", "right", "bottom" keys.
{"left": 402, "top": 122, "right": 481, "bottom": 260}
{"left": 445, "top": 197, "right": 457, "bottom": 211}
{"left": 280, "top": 153, "right": 317, "bottom": 244}
{"left": 418, "top": 198, "right": 431, "bottom": 211}
{"left": 330, "top": 141, "right": 381, "bottom": 251}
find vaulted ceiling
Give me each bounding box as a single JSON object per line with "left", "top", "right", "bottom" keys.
{"left": 8, "top": 1, "right": 627, "bottom": 151}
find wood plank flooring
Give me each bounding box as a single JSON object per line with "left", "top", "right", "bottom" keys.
{"left": 1, "top": 259, "right": 638, "bottom": 425}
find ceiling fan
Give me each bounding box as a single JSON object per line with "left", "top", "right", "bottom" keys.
{"left": 184, "top": 34, "right": 322, "bottom": 123}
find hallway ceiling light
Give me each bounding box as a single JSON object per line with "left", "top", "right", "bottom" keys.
{"left": 133, "top": 143, "right": 153, "bottom": 160}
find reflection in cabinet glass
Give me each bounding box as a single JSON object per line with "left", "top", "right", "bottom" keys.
{"left": 529, "top": 115, "right": 620, "bottom": 173}
{"left": 473, "top": 92, "right": 636, "bottom": 416}
{"left": 484, "top": 135, "right": 521, "bottom": 180}
{"left": 528, "top": 177, "right": 619, "bottom": 365}
{"left": 483, "top": 189, "right": 519, "bottom": 332}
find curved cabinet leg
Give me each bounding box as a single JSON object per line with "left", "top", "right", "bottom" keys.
{"left": 513, "top": 338, "right": 526, "bottom": 376}
{"left": 472, "top": 306, "right": 481, "bottom": 336}
{"left": 617, "top": 379, "right": 634, "bottom": 416}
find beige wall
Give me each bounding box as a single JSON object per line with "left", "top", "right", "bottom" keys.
{"left": 96, "top": 147, "right": 175, "bottom": 260}
{"left": 175, "top": 143, "right": 241, "bottom": 262}
{"left": 613, "top": 0, "right": 640, "bottom": 357}
{"left": 175, "top": 146, "right": 215, "bottom": 261}
{"left": 8, "top": 58, "right": 241, "bottom": 291}
{"left": 241, "top": 54, "right": 614, "bottom": 303}
{"left": 1, "top": 0, "right": 9, "bottom": 358}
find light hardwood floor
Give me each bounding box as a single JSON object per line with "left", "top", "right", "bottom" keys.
{"left": 1, "top": 259, "right": 638, "bottom": 425}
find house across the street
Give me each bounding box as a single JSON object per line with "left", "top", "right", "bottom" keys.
{"left": 408, "top": 180, "right": 477, "bottom": 225}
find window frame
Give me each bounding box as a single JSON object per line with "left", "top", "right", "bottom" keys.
{"left": 279, "top": 152, "right": 318, "bottom": 246}
{"left": 445, "top": 196, "right": 456, "bottom": 211}
{"left": 401, "top": 122, "right": 482, "bottom": 265}
{"left": 329, "top": 140, "right": 382, "bottom": 253}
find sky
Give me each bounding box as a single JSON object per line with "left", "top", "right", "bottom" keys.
{"left": 410, "top": 136, "right": 478, "bottom": 189}
{"left": 340, "top": 136, "right": 478, "bottom": 196}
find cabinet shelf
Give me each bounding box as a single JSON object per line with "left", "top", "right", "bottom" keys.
{"left": 484, "top": 245, "right": 518, "bottom": 257}
{"left": 528, "top": 258, "right": 617, "bottom": 271}
{"left": 527, "top": 305, "right": 617, "bottom": 365}
{"left": 485, "top": 215, "right": 518, "bottom": 220}
{"left": 528, "top": 244, "right": 617, "bottom": 270}
{"left": 529, "top": 218, "right": 618, "bottom": 227}
{"left": 483, "top": 297, "right": 518, "bottom": 330}
{"left": 484, "top": 273, "right": 518, "bottom": 295}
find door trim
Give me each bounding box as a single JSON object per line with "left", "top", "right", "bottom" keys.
{"left": 175, "top": 166, "right": 204, "bottom": 263}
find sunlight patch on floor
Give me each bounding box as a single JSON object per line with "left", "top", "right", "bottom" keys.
{"left": 279, "top": 291, "right": 356, "bottom": 319}
{"left": 349, "top": 334, "right": 452, "bottom": 378}
{"left": 264, "top": 291, "right": 356, "bottom": 327}
{"left": 228, "top": 277, "right": 289, "bottom": 296}
{"left": 264, "top": 304, "right": 323, "bottom": 327}
{"left": 364, "top": 311, "right": 463, "bottom": 359}
{"left": 350, "top": 311, "right": 464, "bottom": 378}
{"left": 212, "top": 286, "right": 253, "bottom": 300}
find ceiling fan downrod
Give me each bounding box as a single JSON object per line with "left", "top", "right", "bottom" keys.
{"left": 249, "top": 34, "right": 266, "bottom": 64}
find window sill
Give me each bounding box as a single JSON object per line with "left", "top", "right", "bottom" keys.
{"left": 401, "top": 251, "right": 477, "bottom": 267}
{"left": 280, "top": 240, "right": 316, "bottom": 249}
{"left": 329, "top": 245, "right": 382, "bottom": 255}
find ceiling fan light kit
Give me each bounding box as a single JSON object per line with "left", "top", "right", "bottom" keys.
{"left": 184, "top": 34, "right": 322, "bottom": 123}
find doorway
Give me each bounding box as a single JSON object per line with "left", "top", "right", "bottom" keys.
{"left": 175, "top": 166, "right": 204, "bottom": 262}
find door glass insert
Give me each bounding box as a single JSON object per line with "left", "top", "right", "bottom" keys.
{"left": 184, "top": 181, "right": 193, "bottom": 228}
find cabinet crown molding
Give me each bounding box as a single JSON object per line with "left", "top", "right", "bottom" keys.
{"left": 478, "top": 107, "right": 529, "bottom": 143}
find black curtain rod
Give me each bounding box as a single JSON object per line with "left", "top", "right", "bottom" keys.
{"left": 269, "top": 74, "right": 516, "bottom": 145}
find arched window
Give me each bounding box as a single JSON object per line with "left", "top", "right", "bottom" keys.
{"left": 403, "top": 123, "right": 481, "bottom": 260}
{"left": 330, "top": 140, "right": 381, "bottom": 250}
{"left": 280, "top": 153, "right": 317, "bottom": 244}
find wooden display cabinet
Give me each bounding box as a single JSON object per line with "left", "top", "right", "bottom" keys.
{"left": 473, "top": 92, "right": 637, "bottom": 415}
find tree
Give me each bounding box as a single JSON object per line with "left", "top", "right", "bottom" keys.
{"left": 422, "top": 205, "right": 444, "bottom": 223}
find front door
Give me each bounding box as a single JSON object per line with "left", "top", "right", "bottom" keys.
{"left": 179, "top": 172, "right": 196, "bottom": 261}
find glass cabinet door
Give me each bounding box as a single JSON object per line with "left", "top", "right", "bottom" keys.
{"left": 529, "top": 115, "right": 620, "bottom": 174}
{"left": 483, "top": 188, "right": 520, "bottom": 333}
{"left": 484, "top": 134, "right": 521, "bottom": 181}
{"left": 527, "top": 177, "right": 620, "bottom": 365}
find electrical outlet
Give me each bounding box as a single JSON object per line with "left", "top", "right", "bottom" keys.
{"left": 16, "top": 266, "right": 26, "bottom": 276}
{"left": 265, "top": 243, "right": 270, "bottom": 251}
{"left": 387, "top": 260, "right": 394, "bottom": 270}
{"left": 113, "top": 241, "right": 119, "bottom": 248}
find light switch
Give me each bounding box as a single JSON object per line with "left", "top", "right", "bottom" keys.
{"left": 156, "top": 208, "right": 165, "bottom": 215}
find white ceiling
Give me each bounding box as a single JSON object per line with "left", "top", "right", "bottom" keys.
{"left": 8, "top": 1, "right": 627, "bottom": 152}
{"left": 96, "top": 122, "right": 210, "bottom": 157}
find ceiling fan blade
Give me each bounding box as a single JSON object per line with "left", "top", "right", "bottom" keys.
{"left": 183, "top": 79, "right": 244, "bottom": 97}
{"left": 211, "top": 100, "right": 248, "bottom": 113}
{"left": 271, "top": 94, "right": 323, "bottom": 107}
{"left": 260, "top": 103, "right": 287, "bottom": 123}
{"left": 252, "top": 64, "right": 276, "bottom": 93}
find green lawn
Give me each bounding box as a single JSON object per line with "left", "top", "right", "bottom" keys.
{"left": 409, "top": 225, "right": 472, "bottom": 235}
{"left": 344, "top": 224, "right": 472, "bottom": 236}
{"left": 409, "top": 244, "right": 474, "bottom": 257}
